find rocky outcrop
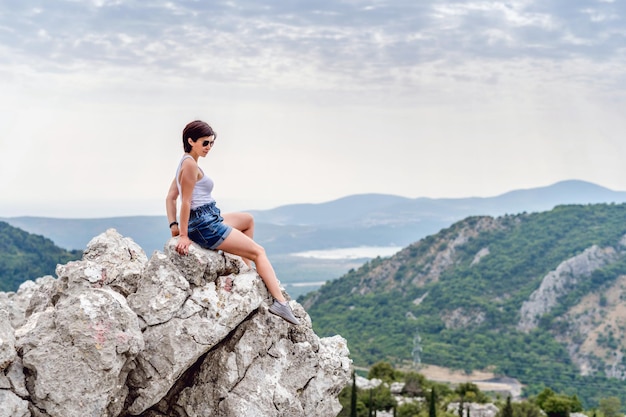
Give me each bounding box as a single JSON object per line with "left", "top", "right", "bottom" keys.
{"left": 517, "top": 244, "right": 620, "bottom": 332}
{"left": 554, "top": 274, "right": 626, "bottom": 378}
{"left": 441, "top": 308, "right": 486, "bottom": 329}
{"left": 470, "top": 247, "right": 490, "bottom": 266}
{"left": 0, "top": 229, "right": 351, "bottom": 417}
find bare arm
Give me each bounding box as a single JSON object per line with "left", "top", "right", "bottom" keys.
{"left": 175, "top": 158, "right": 198, "bottom": 255}
{"left": 166, "top": 178, "right": 180, "bottom": 237}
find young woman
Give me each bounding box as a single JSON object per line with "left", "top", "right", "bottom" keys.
{"left": 166, "top": 120, "right": 300, "bottom": 325}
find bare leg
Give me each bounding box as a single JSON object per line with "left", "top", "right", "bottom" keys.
{"left": 222, "top": 212, "right": 254, "bottom": 267}
{"left": 216, "top": 228, "right": 285, "bottom": 302}
{"left": 222, "top": 212, "right": 254, "bottom": 238}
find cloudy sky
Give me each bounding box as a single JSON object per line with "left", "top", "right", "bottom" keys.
{"left": 1, "top": 0, "right": 625, "bottom": 218}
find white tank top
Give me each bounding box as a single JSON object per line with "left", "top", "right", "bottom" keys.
{"left": 176, "top": 155, "right": 215, "bottom": 209}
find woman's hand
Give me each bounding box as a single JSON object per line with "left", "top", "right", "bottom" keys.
{"left": 170, "top": 224, "right": 180, "bottom": 237}
{"left": 176, "top": 235, "right": 192, "bottom": 255}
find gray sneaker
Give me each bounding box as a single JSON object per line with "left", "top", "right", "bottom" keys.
{"left": 269, "top": 301, "right": 301, "bottom": 325}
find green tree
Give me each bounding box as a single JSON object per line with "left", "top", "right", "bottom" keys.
{"left": 501, "top": 396, "right": 513, "bottom": 417}
{"left": 429, "top": 389, "right": 438, "bottom": 417}
{"left": 536, "top": 387, "right": 583, "bottom": 417}
{"left": 570, "top": 395, "right": 583, "bottom": 413}
{"left": 358, "top": 385, "right": 396, "bottom": 417}
{"left": 599, "top": 397, "right": 622, "bottom": 417}
{"left": 338, "top": 383, "right": 366, "bottom": 417}
{"left": 459, "top": 398, "right": 464, "bottom": 417}
{"left": 456, "top": 382, "right": 489, "bottom": 404}
{"left": 397, "top": 402, "right": 421, "bottom": 417}
{"left": 542, "top": 395, "right": 572, "bottom": 417}
{"left": 536, "top": 388, "right": 556, "bottom": 410}
{"left": 512, "top": 401, "right": 542, "bottom": 417}
{"left": 369, "top": 361, "right": 397, "bottom": 383}
{"left": 402, "top": 372, "right": 426, "bottom": 397}
{"left": 377, "top": 386, "right": 397, "bottom": 411}
{"left": 351, "top": 371, "right": 358, "bottom": 417}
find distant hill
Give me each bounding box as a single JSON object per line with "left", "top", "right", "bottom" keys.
{"left": 0, "top": 221, "right": 82, "bottom": 292}
{"left": 3, "top": 180, "right": 626, "bottom": 256}
{"left": 248, "top": 179, "right": 626, "bottom": 226}
{"left": 4, "top": 180, "right": 626, "bottom": 299}
{"left": 301, "top": 203, "right": 626, "bottom": 408}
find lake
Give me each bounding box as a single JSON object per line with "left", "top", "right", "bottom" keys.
{"left": 275, "top": 246, "right": 403, "bottom": 299}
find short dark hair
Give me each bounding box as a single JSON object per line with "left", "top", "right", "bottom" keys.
{"left": 182, "top": 120, "right": 216, "bottom": 153}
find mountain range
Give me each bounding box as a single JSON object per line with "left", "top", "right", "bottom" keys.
{"left": 3, "top": 180, "right": 626, "bottom": 256}
{"left": 301, "top": 202, "right": 626, "bottom": 409}
{"left": 3, "top": 180, "right": 626, "bottom": 298}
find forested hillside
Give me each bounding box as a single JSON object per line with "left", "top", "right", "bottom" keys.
{"left": 301, "top": 203, "right": 626, "bottom": 408}
{"left": 0, "top": 221, "right": 82, "bottom": 292}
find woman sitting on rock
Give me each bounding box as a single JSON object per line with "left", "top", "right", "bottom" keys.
{"left": 165, "top": 120, "right": 300, "bottom": 325}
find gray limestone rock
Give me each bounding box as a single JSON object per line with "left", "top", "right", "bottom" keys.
{"left": 0, "top": 276, "right": 56, "bottom": 329}
{"left": 0, "top": 389, "right": 30, "bottom": 417}
{"left": 6, "top": 357, "right": 29, "bottom": 398}
{"left": 0, "top": 309, "right": 16, "bottom": 370}
{"left": 170, "top": 308, "right": 350, "bottom": 417}
{"left": 16, "top": 288, "right": 144, "bottom": 417}
{"left": 81, "top": 228, "right": 149, "bottom": 296}
{"left": 518, "top": 244, "right": 619, "bottom": 332}
{"left": 127, "top": 252, "right": 191, "bottom": 326}
{"left": 0, "top": 229, "right": 351, "bottom": 417}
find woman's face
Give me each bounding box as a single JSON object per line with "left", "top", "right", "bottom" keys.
{"left": 191, "top": 135, "right": 216, "bottom": 156}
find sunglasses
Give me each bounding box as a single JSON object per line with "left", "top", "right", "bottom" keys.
{"left": 197, "top": 133, "right": 216, "bottom": 147}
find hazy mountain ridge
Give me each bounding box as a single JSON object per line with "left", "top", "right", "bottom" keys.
{"left": 248, "top": 179, "right": 626, "bottom": 226}
{"left": 4, "top": 180, "right": 626, "bottom": 298}
{"left": 3, "top": 180, "right": 626, "bottom": 257}
{"left": 301, "top": 203, "right": 626, "bottom": 407}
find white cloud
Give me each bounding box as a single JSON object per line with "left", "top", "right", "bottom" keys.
{"left": 1, "top": 0, "right": 626, "bottom": 217}
{"left": 581, "top": 7, "right": 620, "bottom": 22}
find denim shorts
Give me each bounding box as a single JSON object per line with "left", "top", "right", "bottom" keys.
{"left": 188, "top": 202, "right": 233, "bottom": 250}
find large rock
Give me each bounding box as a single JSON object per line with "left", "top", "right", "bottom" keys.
{"left": 126, "top": 255, "right": 268, "bottom": 414}
{"left": 0, "top": 275, "right": 56, "bottom": 329}
{"left": 518, "top": 244, "right": 620, "bottom": 332}
{"left": 0, "top": 229, "right": 351, "bottom": 417}
{"left": 0, "top": 309, "right": 17, "bottom": 370}
{"left": 170, "top": 311, "right": 349, "bottom": 417}
{"left": 15, "top": 288, "right": 144, "bottom": 417}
